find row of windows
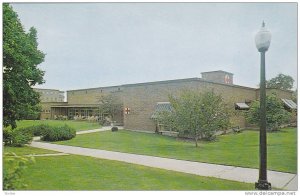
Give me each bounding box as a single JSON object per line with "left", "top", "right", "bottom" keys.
{"left": 71, "top": 88, "right": 121, "bottom": 95}
{"left": 38, "top": 91, "right": 60, "bottom": 95}
{"left": 42, "top": 97, "right": 64, "bottom": 102}
{"left": 68, "top": 108, "right": 100, "bottom": 117}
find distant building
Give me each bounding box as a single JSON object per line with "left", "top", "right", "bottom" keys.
{"left": 34, "top": 88, "right": 65, "bottom": 102}
{"left": 34, "top": 88, "right": 66, "bottom": 119}
{"left": 37, "top": 70, "right": 296, "bottom": 131}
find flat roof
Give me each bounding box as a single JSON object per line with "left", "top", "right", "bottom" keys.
{"left": 33, "top": 88, "right": 64, "bottom": 92}
{"left": 51, "top": 104, "right": 99, "bottom": 108}
{"left": 201, "top": 70, "right": 234, "bottom": 75}
{"left": 67, "top": 77, "right": 257, "bottom": 92}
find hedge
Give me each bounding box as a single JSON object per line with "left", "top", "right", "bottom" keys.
{"left": 3, "top": 124, "right": 76, "bottom": 146}
{"left": 40, "top": 125, "right": 76, "bottom": 141}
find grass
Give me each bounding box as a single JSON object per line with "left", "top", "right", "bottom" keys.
{"left": 54, "top": 128, "right": 297, "bottom": 173}
{"left": 7, "top": 120, "right": 101, "bottom": 132}
{"left": 18, "top": 154, "right": 254, "bottom": 190}
{"left": 3, "top": 146, "right": 59, "bottom": 156}
{"left": 3, "top": 146, "right": 254, "bottom": 190}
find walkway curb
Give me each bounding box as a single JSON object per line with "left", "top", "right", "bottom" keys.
{"left": 29, "top": 141, "right": 297, "bottom": 190}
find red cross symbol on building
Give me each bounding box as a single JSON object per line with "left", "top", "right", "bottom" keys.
{"left": 124, "top": 107, "right": 130, "bottom": 114}
{"left": 224, "top": 75, "right": 231, "bottom": 84}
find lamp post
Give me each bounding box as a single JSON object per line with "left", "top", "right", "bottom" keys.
{"left": 254, "top": 21, "right": 272, "bottom": 190}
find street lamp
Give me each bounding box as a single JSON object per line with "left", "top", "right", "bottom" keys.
{"left": 254, "top": 21, "right": 272, "bottom": 190}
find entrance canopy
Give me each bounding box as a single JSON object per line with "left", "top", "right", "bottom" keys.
{"left": 151, "top": 102, "right": 172, "bottom": 119}
{"left": 281, "top": 99, "right": 297, "bottom": 110}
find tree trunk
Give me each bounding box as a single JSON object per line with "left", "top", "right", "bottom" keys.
{"left": 195, "top": 136, "right": 198, "bottom": 147}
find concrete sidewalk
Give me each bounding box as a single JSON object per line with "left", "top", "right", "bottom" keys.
{"left": 33, "top": 126, "right": 123, "bottom": 141}
{"left": 30, "top": 141, "right": 297, "bottom": 190}
{"left": 76, "top": 126, "right": 123, "bottom": 135}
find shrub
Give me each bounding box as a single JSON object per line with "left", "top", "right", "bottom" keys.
{"left": 158, "top": 90, "right": 232, "bottom": 147}
{"left": 3, "top": 128, "right": 33, "bottom": 147}
{"left": 3, "top": 128, "right": 13, "bottom": 146}
{"left": 3, "top": 152, "right": 35, "bottom": 190}
{"left": 29, "top": 124, "right": 52, "bottom": 136}
{"left": 111, "top": 127, "right": 118, "bottom": 132}
{"left": 246, "top": 93, "right": 292, "bottom": 132}
{"left": 41, "top": 125, "right": 76, "bottom": 141}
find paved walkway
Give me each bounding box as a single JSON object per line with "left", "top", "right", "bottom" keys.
{"left": 30, "top": 140, "right": 297, "bottom": 190}
{"left": 76, "top": 126, "right": 123, "bottom": 135}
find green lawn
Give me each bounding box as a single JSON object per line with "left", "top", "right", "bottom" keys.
{"left": 55, "top": 128, "right": 297, "bottom": 173}
{"left": 4, "top": 146, "right": 59, "bottom": 155}
{"left": 19, "top": 154, "right": 253, "bottom": 190}
{"left": 8, "top": 120, "right": 101, "bottom": 132}
{"left": 3, "top": 146, "right": 254, "bottom": 190}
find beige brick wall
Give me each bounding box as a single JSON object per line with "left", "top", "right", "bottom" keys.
{"left": 57, "top": 79, "right": 294, "bottom": 132}
{"left": 34, "top": 88, "right": 64, "bottom": 102}
{"left": 122, "top": 79, "right": 257, "bottom": 131}
{"left": 67, "top": 86, "right": 122, "bottom": 104}
{"left": 201, "top": 71, "right": 234, "bottom": 84}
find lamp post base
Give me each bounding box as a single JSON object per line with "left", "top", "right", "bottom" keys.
{"left": 255, "top": 180, "right": 271, "bottom": 190}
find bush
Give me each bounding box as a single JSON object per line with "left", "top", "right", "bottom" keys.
{"left": 29, "top": 124, "right": 52, "bottom": 136}
{"left": 41, "top": 125, "right": 76, "bottom": 141}
{"left": 3, "top": 128, "right": 33, "bottom": 147}
{"left": 246, "top": 93, "right": 292, "bottom": 132}
{"left": 3, "top": 152, "right": 35, "bottom": 190}
{"left": 111, "top": 127, "right": 118, "bottom": 132}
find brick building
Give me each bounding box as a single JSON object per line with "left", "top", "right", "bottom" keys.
{"left": 34, "top": 88, "right": 66, "bottom": 119}
{"left": 38, "top": 70, "right": 296, "bottom": 131}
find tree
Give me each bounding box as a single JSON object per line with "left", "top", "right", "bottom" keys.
{"left": 98, "top": 93, "right": 123, "bottom": 123}
{"left": 266, "top": 73, "right": 294, "bottom": 90}
{"left": 3, "top": 4, "right": 45, "bottom": 129}
{"left": 245, "top": 93, "right": 291, "bottom": 132}
{"left": 157, "top": 90, "right": 232, "bottom": 147}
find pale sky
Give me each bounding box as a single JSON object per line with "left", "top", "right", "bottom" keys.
{"left": 11, "top": 3, "right": 297, "bottom": 91}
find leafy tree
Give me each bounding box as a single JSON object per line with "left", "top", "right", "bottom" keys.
{"left": 157, "top": 90, "right": 232, "bottom": 147}
{"left": 3, "top": 4, "right": 45, "bottom": 129}
{"left": 266, "top": 73, "right": 294, "bottom": 90}
{"left": 245, "top": 93, "right": 291, "bottom": 132}
{"left": 98, "top": 93, "right": 123, "bottom": 123}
